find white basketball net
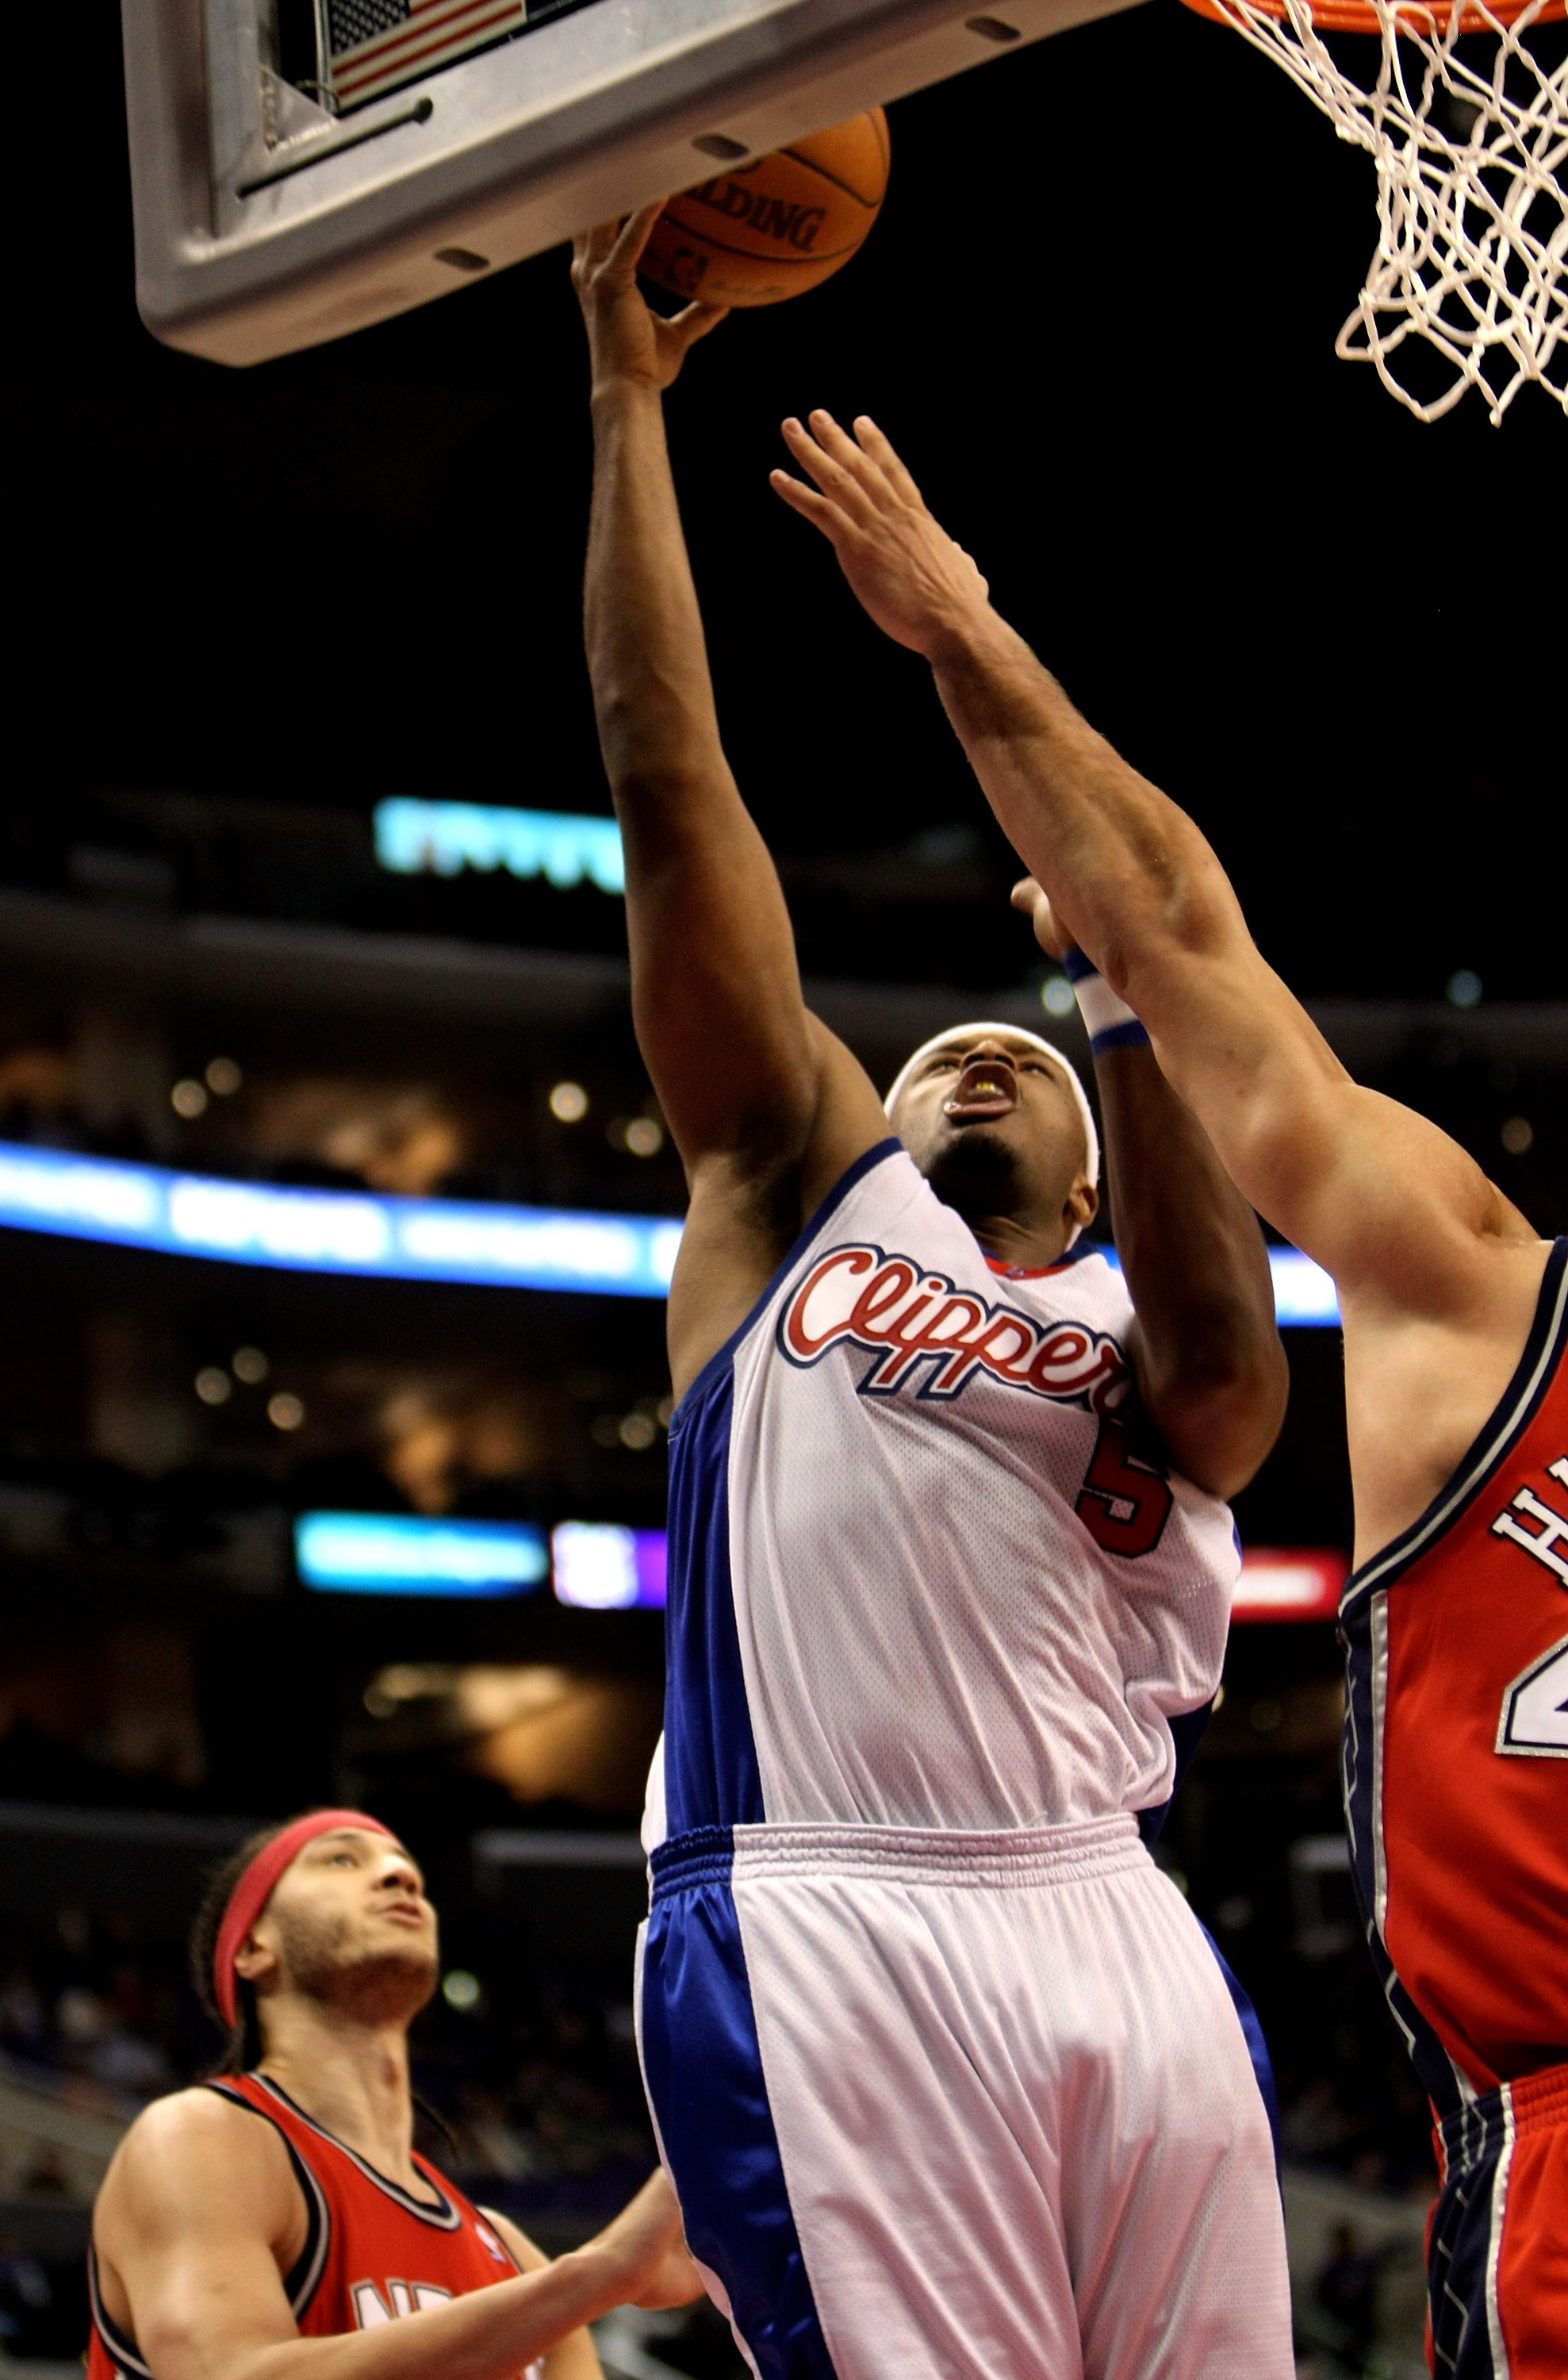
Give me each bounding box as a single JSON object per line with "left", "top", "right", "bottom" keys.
{"left": 1203, "top": 0, "right": 1568, "bottom": 420}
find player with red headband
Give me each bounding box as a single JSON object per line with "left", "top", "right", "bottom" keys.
{"left": 89, "top": 1810, "right": 699, "bottom": 2380}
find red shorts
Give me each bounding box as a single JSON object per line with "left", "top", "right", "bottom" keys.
{"left": 1429, "top": 2060, "right": 1568, "bottom": 2376}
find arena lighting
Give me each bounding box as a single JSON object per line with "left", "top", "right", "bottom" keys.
{"left": 374, "top": 800, "right": 624, "bottom": 895}
{"left": 0, "top": 1143, "right": 679, "bottom": 1298}
{"left": 1232, "top": 1548, "right": 1347, "bottom": 1624}
{"left": 546, "top": 1530, "right": 1343, "bottom": 1618}
{"left": 0, "top": 1141, "right": 1338, "bottom": 1320}
{"left": 551, "top": 1522, "right": 669, "bottom": 1610}
{"left": 1102, "top": 1245, "right": 1337, "bottom": 1328}
{"left": 296, "top": 1512, "right": 550, "bottom": 1596}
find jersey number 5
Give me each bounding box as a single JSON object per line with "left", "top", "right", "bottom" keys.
{"left": 1076, "top": 1418, "right": 1173, "bottom": 1559}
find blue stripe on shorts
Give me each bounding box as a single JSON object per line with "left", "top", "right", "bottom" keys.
{"left": 642, "top": 1830, "right": 836, "bottom": 2380}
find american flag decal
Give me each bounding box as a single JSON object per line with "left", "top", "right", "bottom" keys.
{"left": 324, "top": 0, "right": 527, "bottom": 109}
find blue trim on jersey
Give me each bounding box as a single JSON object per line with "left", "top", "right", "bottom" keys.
{"left": 1340, "top": 1583, "right": 1466, "bottom": 2115}
{"left": 1137, "top": 1698, "right": 1213, "bottom": 1845}
{"left": 664, "top": 1363, "right": 765, "bottom": 1836}
{"left": 1341, "top": 1235, "right": 1568, "bottom": 1618}
{"left": 669, "top": 1138, "right": 904, "bottom": 1431}
{"left": 1196, "top": 1922, "right": 1281, "bottom": 2175}
{"left": 1428, "top": 2087, "right": 1513, "bottom": 2377}
{"left": 661, "top": 1139, "right": 904, "bottom": 1836}
{"left": 641, "top": 1834, "right": 837, "bottom": 2380}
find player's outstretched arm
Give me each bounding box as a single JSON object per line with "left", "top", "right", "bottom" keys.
{"left": 573, "top": 223, "right": 885, "bottom": 1392}
{"left": 93, "top": 2092, "right": 699, "bottom": 2380}
{"left": 768, "top": 411, "right": 1539, "bottom": 1315}
{"left": 772, "top": 412, "right": 1555, "bottom": 1549}
{"left": 1015, "top": 889, "right": 1286, "bottom": 1500}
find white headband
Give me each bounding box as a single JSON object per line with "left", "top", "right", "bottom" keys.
{"left": 883, "top": 1023, "right": 1100, "bottom": 1248}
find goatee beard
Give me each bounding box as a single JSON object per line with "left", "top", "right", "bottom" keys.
{"left": 922, "top": 1127, "right": 1022, "bottom": 1223}
{"left": 285, "top": 1913, "right": 439, "bottom": 2024}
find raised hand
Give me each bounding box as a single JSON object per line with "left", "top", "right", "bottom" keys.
{"left": 587, "top": 2169, "right": 704, "bottom": 2312}
{"left": 571, "top": 207, "right": 729, "bottom": 393}
{"left": 769, "top": 410, "right": 991, "bottom": 658}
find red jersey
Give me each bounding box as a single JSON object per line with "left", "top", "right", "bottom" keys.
{"left": 89, "top": 2071, "right": 541, "bottom": 2380}
{"left": 1340, "top": 1239, "right": 1568, "bottom": 2114}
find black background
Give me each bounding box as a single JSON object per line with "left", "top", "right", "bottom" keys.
{"left": 3, "top": 1, "right": 1562, "bottom": 1004}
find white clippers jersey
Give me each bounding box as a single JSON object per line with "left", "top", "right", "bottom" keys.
{"left": 646, "top": 1138, "right": 1240, "bottom": 1849}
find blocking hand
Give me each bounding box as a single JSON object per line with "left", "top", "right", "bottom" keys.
{"left": 571, "top": 206, "right": 729, "bottom": 393}
{"left": 589, "top": 2169, "right": 704, "bottom": 2313}
{"left": 769, "top": 411, "right": 991, "bottom": 658}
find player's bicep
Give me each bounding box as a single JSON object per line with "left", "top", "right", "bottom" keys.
{"left": 619, "top": 776, "right": 822, "bottom": 1172}
{"left": 100, "top": 2098, "right": 303, "bottom": 2380}
{"left": 1214, "top": 1052, "right": 1511, "bottom": 1324}
{"left": 1141, "top": 951, "right": 1509, "bottom": 1322}
{"left": 129, "top": 2225, "right": 301, "bottom": 2380}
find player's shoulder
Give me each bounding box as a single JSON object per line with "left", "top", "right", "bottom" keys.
{"left": 102, "top": 2082, "right": 294, "bottom": 2225}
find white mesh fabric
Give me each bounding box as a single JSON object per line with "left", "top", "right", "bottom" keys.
{"left": 1208, "top": 0, "right": 1568, "bottom": 420}
{"left": 724, "top": 1149, "right": 1238, "bottom": 1831}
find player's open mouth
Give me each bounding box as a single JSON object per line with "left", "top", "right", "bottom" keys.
{"left": 944, "top": 1056, "right": 1019, "bottom": 1121}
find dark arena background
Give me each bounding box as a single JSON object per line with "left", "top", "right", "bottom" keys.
{"left": 0, "top": 8, "right": 1562, "bottom": 2378}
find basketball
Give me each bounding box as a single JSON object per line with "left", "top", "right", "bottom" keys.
{"left": 638, "top": 110, "right": 891, "bottom": 309}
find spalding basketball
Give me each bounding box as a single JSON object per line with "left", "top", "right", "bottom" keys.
{"left": 639, "top": 110, "right": 890, "bottom": 309}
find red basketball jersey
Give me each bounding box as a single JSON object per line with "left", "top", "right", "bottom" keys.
{"left": 89, "top": 2071, "right": 540, "bottom": 2380}
{"left": 1340, "top": 1241, "right": 1568, "bottom": 2113}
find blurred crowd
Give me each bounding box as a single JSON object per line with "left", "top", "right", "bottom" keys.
{"left": 0, "top": 1898, "right": 657, "bottom": 2205}
{"left": 1267, "top": 1950, "right": 1436, "bottom": 2202}
{"left": 0, "top": 1910, "right": 186, "bottom": 2107}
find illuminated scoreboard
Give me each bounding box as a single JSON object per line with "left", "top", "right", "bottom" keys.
{"left": 121, "top": 0, "right": 1134, "bottom": 363}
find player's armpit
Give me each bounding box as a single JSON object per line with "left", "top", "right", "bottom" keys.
{"left": 665, "top": 1019, "right": 888, "bottom": 1397}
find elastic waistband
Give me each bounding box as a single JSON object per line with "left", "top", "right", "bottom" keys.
{"left": 650, "top": 1811, "right": 1145, "bottom": 1902}
{"left": 1437, "top": 2058, "right": 1568, "bottom": 2175}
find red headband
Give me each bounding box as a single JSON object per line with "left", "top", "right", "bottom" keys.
{"left": 213, "top": 1809, "right": 396, "bottom": 2029}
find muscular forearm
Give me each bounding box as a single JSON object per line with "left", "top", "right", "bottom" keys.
{"left": 1096, "top": 1046, "right": 1286, "bottom": 1495}
{"left": 585, "top": 382, "right": 727, "bottom": 798}
{"left": 926, "top": 610, "right": 1239, "bottom": 1019}
{"left": 166, "top": 2247, "right": 628, "bottom": 2380}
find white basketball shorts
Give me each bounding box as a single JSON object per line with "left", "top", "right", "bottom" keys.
{"left": 637, "top": 1811, "right": 1293, "bottom": 2380}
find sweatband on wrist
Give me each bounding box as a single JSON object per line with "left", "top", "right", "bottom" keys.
{"left": 1064, "top": 946, "right": 1152, "bottom": 1058}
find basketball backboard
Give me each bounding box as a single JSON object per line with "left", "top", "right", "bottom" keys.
{"left": 122, "top": 0, "right": 1139, "bottom": 366}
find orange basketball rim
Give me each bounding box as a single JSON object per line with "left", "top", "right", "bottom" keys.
{"left": 1182, "top": 0, "right": 1562, "bottom": 33}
